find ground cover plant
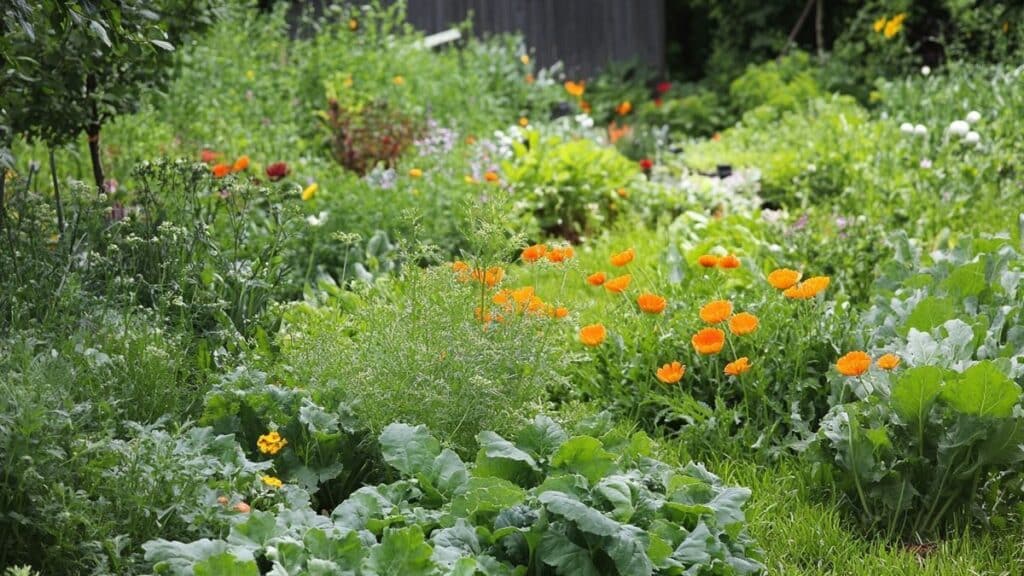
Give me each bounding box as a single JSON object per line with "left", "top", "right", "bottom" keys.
{"left": 4, "top": 1, "right": 1024, "bottom": 575}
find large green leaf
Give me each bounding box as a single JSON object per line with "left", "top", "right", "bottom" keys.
{"left": 941, "top": 260, "right": 987, "bottom": 298}
{"left": 431, "top": 448, "right": 469, "bottom": 496}
{"left": 193, "top": 553, "right": 260, "bottom": 576}
{"left": 904, "top": 296, "right": 956, "bottom": 334}
{"left": 538, "top": 491, "right": 620, "bottom": 537}
{"left": 595, "top": 475, "right": 635, "bottom": 522}
{"left": 227, "top": 510, "right": 278, "bottom": 549}
{"left": 303, "top": 528, "right": 366, "bottom": 569}
{"left": 536, "top": 530, "right": 600, "bottom": 576}
{"left": 332, "top": 487, "right": 393, "bottom": 529}
{"left": 379, "top": 423, "right": 441, "bottom": 476}
{"left": 550, "top": 436, "right": 617, "bottom": 484}
{"left": 516, "top": 415, "right": 568, "bottom": 460}
{"left": 606, "top": 525, "right": 655, "bottom": 576}
{"left": 366, "top": 525, "right": 438, "bottom": 575}
{"left": 941, "top": 360, "right": 1020, "bottom": 418}
{"left": 891, "top": 366, "right": 947, "bottom": 423}
{"left": 450, "top": 477, "right": 526, "bottom": 519}
{"left": 475, "top": 431, "right": 541, "bottom": 483}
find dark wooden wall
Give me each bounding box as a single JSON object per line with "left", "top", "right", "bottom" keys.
{"left": 400, "top": 0, "right": 665, "bottom": 77}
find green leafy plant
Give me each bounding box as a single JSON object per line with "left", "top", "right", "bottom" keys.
{"left": 144, "top": 415, "right": 764, "bottom": 575}
{"left": 503, "top": 130, "right": 641, "bottom": 241}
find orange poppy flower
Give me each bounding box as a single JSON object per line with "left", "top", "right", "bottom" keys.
{"left": 616, "top": 188, "right": 629, "bottom": 198}
{"left": 616, "top": 101, "right": 633, "bottom": 116}
{"left": 580, "top": 100, "right": 592, "bottom": 114}
{"left": 637, "top": 293, "right": 667, "bottom": 314}
{"left": 699, "top": 300, "right": 733, "bottom": 324}
{"left": 200, "top": 149, "right": 220, "bottom": 164}
{"left": 484, "top": 171, "right": 500, "bottom": 182}
{"left": 451, "top": 260, "right": 470, "bottom": 273}
{"left": 836, "top": 351, "right": 871, "bottom": 377}
{"left": 692, "top": 328, "right": 726, "bottom": 355}
{"left": 697, "top": 254, "right": 719, "bottom": 268}
{"left": 610, "top": 248, "right": 635, "bottom": 267}
{"left": 876, "top": 353, "right": 901, "bottom": 370}
{"left": 549, "top": 306, "right": 569, "bottom": 319}
{"left": 587, "top": 272, "right": 606, "bottom": 286}
{"left": 728, "top": 312, "right": 759, "bottom": 335}
{"left": 212, "top": 163, "right": 231, "bottom": 178}
{"left": 608, "top": 121, "right": 633, "bottom": 144}
{"left": 471, "top": 267, "right": 505, "bottom": 287}
{"left": 475, "top": 307, "right": 504, "bottom": 324}
{"left": 724, "top": 357, "right": 751, "bottom": 376}
{"left": 564, "top": 80, "right": 585, "bottom": 97}
{"left": 521, "top": 244, "right": 548, "bottom": 263}
{"left": 525, "top": 74, "right": 535, "bottom": 85}
{"left": 718, "top": 254, "right": 741, "bottom": 269}
{"left": 656, "top": 361, "right": 685, "bottom": 384}
{"left": 604, "top": 274, "right": 632, "bottom": 293}
{"left": 232, "top": 155, "right": 250, "bottom": 172}
{"left": 783, "top": 276, "right": 831, "bottom": 300}
{"left": 547, "top": 246, "right": 575, "bottom": 263}
{"left": 579, "top": 323, "right": 606, "bottom": 347}
{"left": 767, "top": 268, "right": 802, "bottom": 290}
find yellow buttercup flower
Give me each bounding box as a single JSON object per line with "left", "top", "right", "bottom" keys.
{"left": 302, "top": 183, "right": 319, "bottom": 201}
{"left": 262, "top": 475, "right": 283, "bottom": 489}
{"left": 257, "top": 431, "right": 288, "bottom": 455}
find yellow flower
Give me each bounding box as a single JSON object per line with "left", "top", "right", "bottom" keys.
{"left": 408, "top": 168, "right": 423, "bottom": 178}
{"left": 302, "top": 182, "right": 319, "bottom": 201}
{"left": 257, "top": 431, "right": 288, "bottom": 455}
{"left": 564, "top": 81, "right": 585, "bottom": 98}
{"left": 245, "top": 69, "right": 255, "bottom": 81}
{"left": 261, "top": 475, "right": 283, "bottom": 489}
{"left": 393, "top": 75, "right": 405, "bottom": 86}
{"left": 518, "top": 117, "right": 529, "bottom": 127}
{"left": 873, "top": 16, "right": 887, "bottom": 33}
{"left": 520, "top": 54, "right": 530, "bottom": 65}
{"left": 348, "top": 18, "right": 359, "bottom": 31}
{"left": 884, "top": 13, "right": 906, "bottom": 38}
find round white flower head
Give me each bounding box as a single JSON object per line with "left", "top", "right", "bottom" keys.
{"left": 964, "top": 131, "right": 980, "bottom": 145}
{"left": 948, "top": 120, "right": 970, "bottom": 135}
{"left": 966, "top": 110, "right": 981, "bottom": 124}
{"left": 920, "top": 158, "right": 932, "bottom": 169}
{"left": 899, "top": 122, "right": 914, "bottom": 134}
{"left": 914, "top": 124, "right": 928, "bottom": 136}
{"left": 921, "top": 65, "right": 931, "bottom": 76}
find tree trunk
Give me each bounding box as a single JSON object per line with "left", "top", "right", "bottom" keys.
{"left": 87, "top": 127, "right": 105, "bottom": 193}
{"left": 86, "top": 73, "right": 105, "bottom": 193}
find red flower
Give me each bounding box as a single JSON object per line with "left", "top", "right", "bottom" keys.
{"left": 200, "top": 149, "right": 219, "bottom": 164}
{"left": 656, "top": 81, "right": 672, "bottom": 94}
{"left": 265, "top": 162, "right": 289, "bottom": 182}
{"left": 639, "top": 158, "right": 654, "bottom": 171}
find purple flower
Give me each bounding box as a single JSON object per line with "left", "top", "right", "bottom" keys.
{"left": 792, "top": 213, "right": 809, "bottom": 231}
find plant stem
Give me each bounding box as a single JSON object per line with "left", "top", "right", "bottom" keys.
{"left": 49, "top": 148, "right": 65, "bottom": 235}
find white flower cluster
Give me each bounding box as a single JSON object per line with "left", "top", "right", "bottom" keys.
{"left": 898, "top": 122, "right": 928, "bottom": 136}
{"left": 948, "top": 111, "right": 981, "bottom": 145}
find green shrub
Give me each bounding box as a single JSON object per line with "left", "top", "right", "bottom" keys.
{"left": 144, "top": 416, "right": 765, "bottom": 575}
{"left": 729, "top": 52, "right": 821, "bottom": 120}
{"left": 503, "top": 130, "right": 641, "bottom": 241}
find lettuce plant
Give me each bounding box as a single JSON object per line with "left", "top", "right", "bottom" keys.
{"left": 145, "top": 415, "right": 763, "bottom": 575}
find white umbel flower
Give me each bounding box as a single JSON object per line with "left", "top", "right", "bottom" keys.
{"left": 921, "top": 65, "right": 931, "bottom": 76}
{"left": 966, "top": 110, "right": 981, "bottom": 124}
{"left": 964, "top": 131, "right": 980, "bottom": 145}
{"left": 899, "top": 122, "right": 914, "bottom": 134}
{"left": 914, "top": 124, "right": 928, "bottom": 136}
{"left": 948, "top": 120, "right": 970, "bottom": 135}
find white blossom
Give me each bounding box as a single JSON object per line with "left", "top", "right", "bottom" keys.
{"left": 948, "top": 120, "right": 970, "bottom": 136}
{"left": 966, "top": 110, "right": 981, "bottom": 124}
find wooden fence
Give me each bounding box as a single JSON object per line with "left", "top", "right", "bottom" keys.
{"left": 401, "top": 0, "right": 665, "bottom": 77}
{"left": 286, "top": 1, "right": 665, "bottom": 78}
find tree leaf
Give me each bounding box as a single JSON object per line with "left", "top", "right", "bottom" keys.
{"left": 151, "top": 38, "right": 175, "bottom": 51}
{"left": 379, "top": 423, "right": 441, "bottom": 476}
